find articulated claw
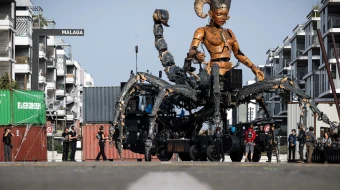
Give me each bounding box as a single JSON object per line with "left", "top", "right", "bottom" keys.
{"left": 238, "top": 75, "right": 334, "bottom": 128}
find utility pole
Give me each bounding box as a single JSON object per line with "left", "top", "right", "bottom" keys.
{"left": 135, "top": 45, "right": 138, "bottom": 75}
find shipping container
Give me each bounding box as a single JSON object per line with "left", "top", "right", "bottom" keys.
{"left": 82, "top": 124, "right": 159, "bottom": 161}
{"left": 0, "top": 90, "right": 11, "bottom": 125}
{"left": 13, "top": 90, "right": 46, "bottom": 125}
{"left": 0, "top": 126, "right": 47, "bottom": 162}
{"left": 0, "top": 90, "right": 46, "bottom": 126}
{"left": 83, "top": 87, "right": 121, "bottom": 123}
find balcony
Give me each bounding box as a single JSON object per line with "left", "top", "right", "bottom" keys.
{"left": 56, "top": 89, "right": 65, "bottom": 96}
{"left": 328, "top": 17, "right": 340, "bottom": 30}
{"left": 15, "top": 64, "right": 30, "bottom": 73}
{"left": 16, "top": 56, "right": 29, "bottom": 64}
{"left": 56, "top": 110, "right": 65, "bottom": 116}
{"left": 0, "top": 47, "right": 13, "bottom": 60}
{"left": 66, "top": 110, "right": 74, "bottom": 121}
{"left": 39, "top": 43, "right": 46, "bottom": 58}
{"left": 66, "top": 74, "right": 75, "bottom": 83}
{"left": 329, "top": 48, "right": 340, "bottom": 59}
{"left": 39, "top": 74, "right": 46, "bottom": 83}
{"left": 46, "top": 60, "right": 55, "bottom": 68}
{"left": 66, "top": 59, "right": 73, "bottom": 66}
{"left": 46, "top": 79, "right": 56, "bottom": 89}
{"left": 0, "top": 14, "right": 14, "bottom": 29}
{"left": 57, "top": 69, "right": 66, "bottom": 76}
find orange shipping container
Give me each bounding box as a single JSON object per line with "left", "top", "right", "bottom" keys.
{"left": 82, "top": 124, "right": 159, "bottom": 161}
{"left": 0, "top": 126, "right": 47, "bottom": 162}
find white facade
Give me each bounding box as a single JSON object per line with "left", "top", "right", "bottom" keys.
{"left": 0, "top": 0, "right": 16, "bottom": 80}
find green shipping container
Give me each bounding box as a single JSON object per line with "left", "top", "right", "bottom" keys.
{"left": 0, "top": 90, "right": 11, "bottom": 125}
{"left": 13, "top": 90, "right": 46, "bottom": 125}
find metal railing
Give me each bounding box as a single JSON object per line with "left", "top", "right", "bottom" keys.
{"left": 329, "top": 48, "right": 340, "bottom": 59}
{"left": 328, "top": 17, "right": 340, "bottom": 29}
{"left": 312, "top": 35, "right": 320, "bottom": 46}
{"left": 15, "top": 56, "right": 29, "bottom": 64}
{"left": 284, "top": 59, "right": 291, "bottom": 67}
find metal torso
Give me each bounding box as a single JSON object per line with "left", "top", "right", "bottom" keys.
{"left": 202, "top": 26, "right": 234, "bottom": 60}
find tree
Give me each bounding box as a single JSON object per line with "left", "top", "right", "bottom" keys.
{"left": 33, "top": 14, "right": 48, "bottom": 28}
{"left": 0, "top": 72, "right": 19, "bottom": 90}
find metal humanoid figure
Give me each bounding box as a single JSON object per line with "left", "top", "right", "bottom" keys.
{"left": 111, "top": 1, "right": 338, "bottom": 161}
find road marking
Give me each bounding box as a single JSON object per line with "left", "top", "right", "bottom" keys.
{"left": 126, "top": 172, "right": 212, "bottom": 190}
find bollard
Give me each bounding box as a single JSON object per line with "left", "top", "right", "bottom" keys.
{"left": 277, "top": 136, "right": 281, "bottom": 162}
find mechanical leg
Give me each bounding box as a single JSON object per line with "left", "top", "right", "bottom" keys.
{"left": 238, "top": 75, "right": 333, "bottom": 127}
{"left": 212, "top": 63, "right": 221, "bottom": 127}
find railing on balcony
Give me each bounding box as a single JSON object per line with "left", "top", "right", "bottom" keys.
{"left": 329, "top": 48, "right": 340, "bottom": 59}
{"left": 15, "top": 56, "right": 29, "bottom": 64}
{"left": 312, "top": 35, "right": 320, "bottom": 46}
{"left": 328, "top": 17, "right": 340, "bottom": 29}
{"left": 0, "top": 14, "right": 14, "bottom": 23}
{"left": 283, "top": 59, "right": 291, "bottom": 67}
{"left": 46, "top": 79, "right": 55, "bottom": 83}
{"left": 296, "top": 49, "right": 305, "bottom": 57}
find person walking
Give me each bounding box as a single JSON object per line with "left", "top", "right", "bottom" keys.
{"left": 3, "top": 128, "right": 14, "bottom": 162}
{"left": 96, "top": 126, "right": 108, "bottom": 161}
{"left": 305, "top": 127, "right": 316, "bottom": 163}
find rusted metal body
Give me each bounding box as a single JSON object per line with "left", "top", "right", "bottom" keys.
{"left": 0, "top": 126, "right": 47, "bottom": 162}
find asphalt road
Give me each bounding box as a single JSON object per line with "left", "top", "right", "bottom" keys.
{"left": 0, "top": 162, "right": 339, "bottom": 190}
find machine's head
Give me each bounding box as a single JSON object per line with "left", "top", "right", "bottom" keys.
{"left": 194, "top": 0, "right": 232, "bottom": 20}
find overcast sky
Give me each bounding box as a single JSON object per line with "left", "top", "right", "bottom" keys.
{"left": 33, "top": 0, "right": 320, "bottom": 87}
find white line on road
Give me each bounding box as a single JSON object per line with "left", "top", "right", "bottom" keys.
{"left": 126, "top": 172, "right": 212, "bottom": 190}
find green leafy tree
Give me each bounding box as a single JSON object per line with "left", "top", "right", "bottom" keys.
{"left": 33, "top": 14, "right": 48, "bottom": 28}
{"left": 0, "top": 72, "right": 19, "bottom": 90}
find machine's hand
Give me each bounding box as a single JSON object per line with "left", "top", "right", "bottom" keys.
{"left": 252, "top": 67, "right": 264, "bottom": 81}
{"left": 195, "top": 52, "right": 205, "bottom": 63}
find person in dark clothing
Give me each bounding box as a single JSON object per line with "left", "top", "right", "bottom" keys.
{"left": 96, "top": 126, "right": 108, "bottom": 161}
{"left": 62, "top": 128, "right": 70, "bottom": 161}
{"left": 3, "top": 128, "right": 14, "bottom": 162}
{"left": 266, "top": 125, "right": 274, "bottom": 162}
{"left": 288, "top": 129, "right": 297, "bottom": 162}
{"left": 322, "top": 132, "right": 332, "bottom": 164}
{"left": 213, "top": 127, "right": 224, "bottom": 162}
{"left": 256, "top": 125, "right": 266, "bottom": 150}
{"left": 305, "top": 127, "right": 316, "bottom": 163}
{"left": 68, "top": 126, "right": 78, "bottom": 162}
{"left": 110, "top": 125, "right": 123, "bottom": 160}
{"left": 297, "top": 125, "right": 306, "bottom": 163}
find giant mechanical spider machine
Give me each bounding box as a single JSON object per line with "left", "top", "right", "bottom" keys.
{"left": 111, "top": 0, "right": 339, "bottom": 162}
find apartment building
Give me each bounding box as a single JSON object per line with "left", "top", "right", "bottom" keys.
{"left": 260, "top": 1, "right": 340, "bottom": 137}
{"left": 0, "top": 0, "right": 95, "bottom": 134}
{"left": 319, "top": 0, "right": 340, "bottom": 98}
{"left": 78, "top": 69, "right": 94, "bottom": 124}
{"left": 0, "top": 0, "right": 16, "bottom": 79}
